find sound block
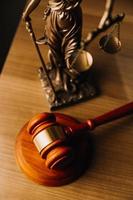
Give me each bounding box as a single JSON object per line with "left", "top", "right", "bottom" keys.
{"left": 15, "top": 113, "right": 92, "bottom": 186}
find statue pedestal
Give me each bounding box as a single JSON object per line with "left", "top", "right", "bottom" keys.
{"left": 39, "top": 67, "right": 97, "bottom": 110}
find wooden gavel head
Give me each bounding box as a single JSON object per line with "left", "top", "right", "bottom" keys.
{"left": 27, "top": 113, "right": 75, "bottom": 170}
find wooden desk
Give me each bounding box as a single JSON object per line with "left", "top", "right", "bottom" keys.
{"left": 0, "top": 0, "right": 133, "bottom": 199}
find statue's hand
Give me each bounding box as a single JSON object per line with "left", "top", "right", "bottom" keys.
{"left": 22, "top": 13, "right": 32, "bottom": 33}
{"left": 25, "top": 21, "right": 32, "bottom": 34}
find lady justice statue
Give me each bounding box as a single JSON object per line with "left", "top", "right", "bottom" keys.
{"left": 23, "top": 0, "right": 125, "bottom": 110}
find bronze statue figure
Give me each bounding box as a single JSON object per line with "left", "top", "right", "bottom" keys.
{"left": 44, "top": 0, "right": 83, "bottom": 91}
{"left": 23, "top": 0, "right": 82, "bottom": 90}
{"left": 23, "top": 0, "right": 125, "bottom": 110}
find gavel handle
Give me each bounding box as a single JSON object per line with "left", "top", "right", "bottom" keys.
{"left": 68, "top": 102, "right": 133, "bottom": 134}
{"left": 89, "top": 102, "right": 133, "bottom": 128}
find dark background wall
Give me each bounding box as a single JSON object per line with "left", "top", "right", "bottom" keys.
{"left": 0, "top": 0, "right": 26, "bottom": 72}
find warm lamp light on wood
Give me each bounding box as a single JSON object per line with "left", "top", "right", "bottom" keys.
{"left": 15, "top": 102, "right": 133, "bottom": 186}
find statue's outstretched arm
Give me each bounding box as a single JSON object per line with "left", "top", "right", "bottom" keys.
{"left": 23, "top": 0, "right": 41, "bottom": 21}
{"left": 83, "top": 0, "right": 125, "bottom": 46}
{"left": 98, "top": 0, "right": 115, "bottom": 29}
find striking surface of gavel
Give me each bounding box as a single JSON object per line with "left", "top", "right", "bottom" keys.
{"left": 27, "top": 102, "right": 133, "bottom": 171}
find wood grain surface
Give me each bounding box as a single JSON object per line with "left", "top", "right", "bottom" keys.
{"left": 0, "top": 0, "right": 133, "bottom": 199}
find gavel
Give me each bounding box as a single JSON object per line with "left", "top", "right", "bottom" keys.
{"left": 27, "top": 102, "right": 133, "bottom": 170}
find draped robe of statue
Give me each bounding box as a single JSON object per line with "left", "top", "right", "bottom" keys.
{"left": 44, "top": 0, "right": 82, "bottom": 88}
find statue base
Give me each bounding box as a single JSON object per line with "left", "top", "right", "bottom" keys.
{"left": 38, "top": 67, "right": 97, "bottom": 110}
